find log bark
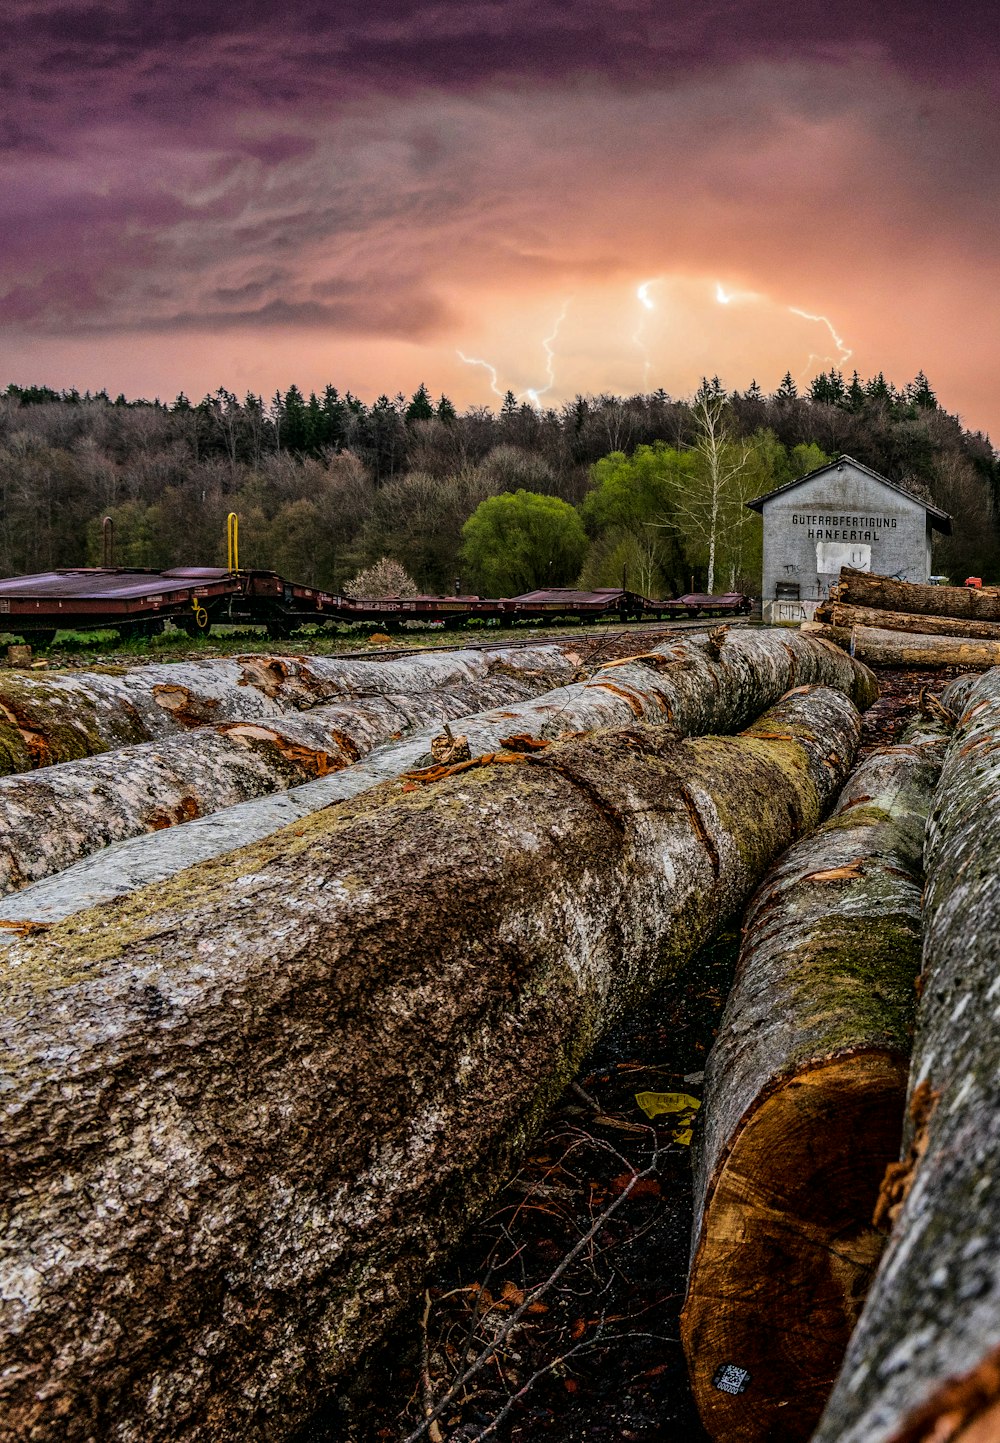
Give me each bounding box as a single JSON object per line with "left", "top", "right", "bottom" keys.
{"left": 812, "top": 666, "right": 1000, "bottom": 1443}
{"left": 834, "top": 568, "right": 1000, "bottom": 621}
{"left": 682, "top": 723, "right": 949, "bottom": 1442}
{"left": 0, "top": 645, "right": 576, "bottom": 775}
{"left": 816, "top": 600, "right": 1000, "bottom": 641}
{"left": 0, "top": 667, "right": 558, "bottom": 898}
{"left": 939, "top": 671, "right": 983, "bottom": 716}
{"left": 0, "top": 686, "right": 863, "bottom": 1443}
{"left": 805, "top": 621, "right": 1000, "bottom": 669}
{"left": 0, "top": 628, "right": 878, "bottom": 935}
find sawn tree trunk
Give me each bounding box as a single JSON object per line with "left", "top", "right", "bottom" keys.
{"left": 805, "top": 621, "right": 1000, "bottom": 669}
{"left": 0, "top": 629, "right": 877, "bottom": 935}
{"left": 816, "top": 600, "right": 1000, "bottom": 641}
{"left": 812, "top": 668, "right": 1000, "bottom": 1443}
{"left": 834, "top": 568, "right": 1000, "bottom": 621}
{"left": 0, "top": 685, "right": 862, "bottom": 1443}
{"left": 682, "top": 723, "right": 949, "bottom": 1443}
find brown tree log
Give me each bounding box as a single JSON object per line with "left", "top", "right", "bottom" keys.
{"left": 682, "top": 723, "right": 949, "bottom": 1442}
{"left": 805, "top": 621, "right": 1000, "bottom": 669}
{"left": 0, "top": 628, "right": 877, "bottom": 935}
{"left": 834, "top": 568, "right": 1000, "bottom": 620}
{"left": 812, "top": 668, "right": 1000, "bottom": 1443}
{"left": 0, "top": 686, "right": 863, "bottom": 1443}
{"left": 0, "top": 646, "right": 576, "bottom": 775}
{"left": 816, "top": 600, "right": 1000, "bottom": 641}
{"left": 0, "top": 666, "right": 558, "bottom": 898}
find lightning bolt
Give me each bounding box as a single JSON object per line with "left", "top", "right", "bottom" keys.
{"left": 714, "top": 281, "right": 854, "bottom": 377}
{"left": 632, "top": 279, "right": 660, "bottom": 388}
{"left": 787, "top": 307, "right": 853, "bottom": 369}
{"left": 455, "top": 350, "right": 503, "bottom": 399}
{"left": 457, "top": 299, "right": 571, "bottom": 411}
{"left": 524, "top": 300, "right": 570, "bottom": 409}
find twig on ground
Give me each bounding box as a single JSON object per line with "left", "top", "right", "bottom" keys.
{"left": 400, "top": 1141, "right": 665, "bottom": 1443}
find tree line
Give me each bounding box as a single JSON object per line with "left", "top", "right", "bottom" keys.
{"left": 0, "top": 368, "right": 996, "bottom": 598}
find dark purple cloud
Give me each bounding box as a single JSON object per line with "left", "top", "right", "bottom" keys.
{"left": 2, "top": 1, "right": 1000, "bottom": 430}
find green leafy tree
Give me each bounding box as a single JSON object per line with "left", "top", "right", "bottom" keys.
{"left": 461, "top": 490, "right": 588, "bottom": 596}
{"left": 578, "top": 442, "right": 691, "bottom": 596}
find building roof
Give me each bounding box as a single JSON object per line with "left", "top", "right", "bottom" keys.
{"left": 745, "top": 454, "right": 952, "bottom": 535}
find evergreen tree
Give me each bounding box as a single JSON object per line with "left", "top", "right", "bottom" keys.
{"left": 405, "top": 382, "right": 435, "bottom": 424}
{"left": 908, "top": 371, "right": 938, "bottom": 410}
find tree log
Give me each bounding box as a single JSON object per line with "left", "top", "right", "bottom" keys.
{"left": 0, "top": 646, "right": 576, "bottom": 774}
{"left": 939, "top": 671, "right": 983, "bottom": 716}
{"left": 682, "top": 723, "right": 949, "bottom": 1442}
{"left": 805, "top": 621, "right": 1000, "bottom": 669}
{"left": 0, "top": 629, "right": 877, "bottom": 935}
{"left": 0, "top": 686, "right": 863, "bottom": 1443}
{"left": 834, "top": 568, "right": 1000, "bottom": 620}
{"left": 812, "top": 668, "right": 1000, "bottom": 1443}
{"left": 0, "top": 666, "right": 560, "bottom": 898}
{"left": 816, "top": 600, "right": 1000, "bottom": 641}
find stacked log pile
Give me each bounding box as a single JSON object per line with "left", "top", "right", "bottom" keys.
{"left": 0, "top": 645, "right": 576, "bottom": 775}
{"left": 808, "top": 568, "right": 1000, "bottom": 668}
{"left": 682, "top": 719, "right": 949, "bottom": 1442}
{"left": 0, "top": 640, "right": 877, "bottom": 1441}
{"left": 811, "top": 668, "right": 1000, "bottom": 1443}
{"left": 0, "top": 628, "right": 877, "bottom": 933}
{"left": 0, "top": 650, "right": 576, "bottom": 897}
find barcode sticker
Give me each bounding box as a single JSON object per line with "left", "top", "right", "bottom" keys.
{"left": 712, "top": 1363, "right": 751, "bottom": 1395}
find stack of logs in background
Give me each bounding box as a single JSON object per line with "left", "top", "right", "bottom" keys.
{"left": 2, "top": 585, "right": 1000, "bottom": 1443}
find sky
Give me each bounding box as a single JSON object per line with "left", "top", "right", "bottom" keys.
{"left": 3, "top": 1, "right": 1000, "bottom": 434}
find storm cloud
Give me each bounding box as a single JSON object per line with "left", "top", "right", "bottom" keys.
{"left": 2, "top": 1, "right": 999, "bottom": 428}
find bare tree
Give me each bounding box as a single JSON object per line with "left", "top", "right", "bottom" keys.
{"left": 676, "top": 386, "right": 753, "bottom": 593}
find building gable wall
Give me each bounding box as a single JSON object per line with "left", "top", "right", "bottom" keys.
{"left": 759, "top": 459, "right": 932, "bottom": 606}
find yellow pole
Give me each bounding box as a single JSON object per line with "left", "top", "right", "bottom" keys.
{"left": 227, "top": 512, "right": 239, "bottom": 572}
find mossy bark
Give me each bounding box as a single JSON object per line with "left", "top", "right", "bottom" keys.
{"left": 812, "top": 668, "right": 1000, "bottom": 1443}
{"left": 0, "top": 686, "right": 862, "bottom": 1443}
{"left": 0, "top": 646, "right": 577, "bottom": 775}
{"left": 0, "top": 628, "right": 878, "bottom": 936}
{"left": 816, "top": 600, "right": 1000, "bottom": 641}
{"left": 683, "top": 724, "right": 949, "bottom": 1443}
{"left": 834, "top": 568, "right": 1000, "bottom": 621}
{"left": 808, "top": 621, "right": 1000, "bottom": 669}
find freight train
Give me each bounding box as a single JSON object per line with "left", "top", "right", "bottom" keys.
{"left": 0, "top": 567, "right": 751, "bottom": 644}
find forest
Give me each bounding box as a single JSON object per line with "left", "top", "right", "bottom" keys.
{"left": 1, "top": 368, "right": 996, "bottom": 598}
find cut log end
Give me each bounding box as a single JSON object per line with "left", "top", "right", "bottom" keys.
{"left": 682, "top": 1052, "right": 909, "bottom": 1443}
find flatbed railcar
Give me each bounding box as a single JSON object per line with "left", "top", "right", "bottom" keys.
{"left": 0, "top": 570, "right": 751, "bottom": 643}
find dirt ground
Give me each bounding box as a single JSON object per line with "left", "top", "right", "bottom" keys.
{"left": 294, "top": 666, "right": 960, "bottom": 1443}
